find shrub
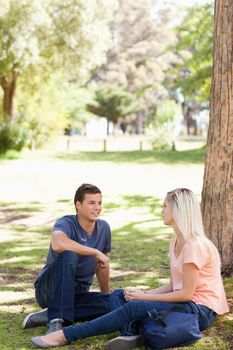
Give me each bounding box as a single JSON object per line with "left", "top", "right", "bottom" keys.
{"left": 151, "top": 123, "right": 175, "bottom": 150}
{"left": 0, "top": 122, "right": 27, "bottom": 153}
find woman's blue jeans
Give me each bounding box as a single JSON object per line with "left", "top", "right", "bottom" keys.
{"left": 63, "top": 288, "right": 216, "bottom": 343}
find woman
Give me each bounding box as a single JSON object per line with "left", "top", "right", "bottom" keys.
{"left": 31, "top": 188, "right": 229, "bottom": 349}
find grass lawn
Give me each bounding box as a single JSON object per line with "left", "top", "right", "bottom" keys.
{"left": 0, "top": 148, "right": 232, "bottom": 350}
{"left": 0, "top": 147, "right": 205, "bottom": 164}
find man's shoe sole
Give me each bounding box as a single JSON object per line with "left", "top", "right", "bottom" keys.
{"left": 107, "top": 335, "right": 143, "bottom": 350}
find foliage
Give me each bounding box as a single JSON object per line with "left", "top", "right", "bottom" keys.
{"left": 0, "top": 0, "right": 118, "bottom": 81}
{"left": 165, "top": 3, "right": 214, "bottom": 102}
{"left": 0, "top": 0, "right": 118, "bottom": 141}
{"left": 150, "top": 124, "right": 174, "bottom": 150}
{"left": 16, "top": 74, "right": 70, "bottom": 149}
{"left": 146, "top": 100, "right": 182, "bottom": 150}
{"left": 92, "top": 0, "right": 182, "bottom": 130}
{"left": 0, "top": 121, "right": 27, "bottom": 153}
{"left": 155, "top": 100, "right": 181, "bottom": 126}
{"left": 15, "top": 74, "right": 96, "bottom": 147}
{"left": 61, "top": 86, "right": 94, "bottom": 133}
{"left": 87, "top": 84, "right": 142, "bottom": 125}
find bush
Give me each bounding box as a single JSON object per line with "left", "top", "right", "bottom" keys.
{"left": 151, "top": 123, "right": 175, "bottom": 150}
{"left": 146, "top": 100, "right": 182, "bottom": 150}
{"left": 0, "top": 122, "right": 27, "bottom": 153}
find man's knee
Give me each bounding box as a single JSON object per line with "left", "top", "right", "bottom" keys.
{"left": 59, "top": 250, "right": 79, "bottom": 266}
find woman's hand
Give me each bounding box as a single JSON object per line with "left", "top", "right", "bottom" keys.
{"left": 124, "top": 288, "right": 147, "bottom": 301}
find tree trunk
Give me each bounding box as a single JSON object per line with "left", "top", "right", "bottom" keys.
{"left": 107, "top": 120, "right": 110, "bottom": 135}
{"left": 0, "top": 74, "right": 17, "bottom": 122}
{"left": 182, "top": 102, "right": 191, "bottom": 135}
{"left": 201, "top": 0, "right": 233, "bottom": 275}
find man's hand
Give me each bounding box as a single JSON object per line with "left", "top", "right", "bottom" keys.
{"left": 96, "top": 252, "right": 110, "bottom": 292}
{"left": 95, "top": 251, "right": 109, "bottom": 268}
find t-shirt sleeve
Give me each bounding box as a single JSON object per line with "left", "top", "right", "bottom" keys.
{"left": 53, "top": 217, "right": 72, "bottom": 238}
{"left": 103, "top": 221, "right": 111, "bottom": 253}
{"left": 182, "top": 241, "right": 207, "bottom": 270}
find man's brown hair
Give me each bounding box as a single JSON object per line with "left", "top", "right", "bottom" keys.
{"left": 74, "top": 183, "right": 101, "bottom": 205}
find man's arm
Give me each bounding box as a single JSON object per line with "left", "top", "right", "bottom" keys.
{"left": 51, "top": 230, "right": 109, "bottom": 267}
{"left": 96, "top": 253, "right": 110, "bottom": 292}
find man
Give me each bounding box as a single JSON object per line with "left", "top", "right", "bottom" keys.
{"left": 22, "top": 183, "right": 112, "bottom": 334}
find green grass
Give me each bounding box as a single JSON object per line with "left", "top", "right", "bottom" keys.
{"left": 0, "top": 149, "right": 24, "bottom": 160}
{"left": 0, "top": 145, "right": 231, "bottom": 349}
{"left": 0, "top": 192, "right": 232, "bottom": 350}
{"left": 51, "top": 147, "right": 205, "bottom": 164}
{"left": 0, "top": 147, "right": 205, "bottom": 164}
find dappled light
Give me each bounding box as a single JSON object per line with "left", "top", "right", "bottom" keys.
{"left": 0, "top": 256, "right": 34, "bottom": 265}
{"left": 7, "top": 246, "right": 46, "bottom": 253}
{"left": 0, "top": 290, "right": 34, "bottom": 305}
{"left": 0, "top": 149, "right": 232, "bottom": 349}
{"left": 0, "top": 171, "right": 231, "bottom": 350}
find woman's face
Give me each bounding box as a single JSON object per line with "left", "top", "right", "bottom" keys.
{"left": 162, "top": 198, "right": 174, "bottom": 226}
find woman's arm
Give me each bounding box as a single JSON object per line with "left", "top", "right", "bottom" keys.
{"left": 124, "top": 278, "right": 173, "bottom": 297}
{"left": 147, "top": 280, "right": 173, "bottom": 294}
{"left": 125, "top": 263, "right": 199, "bottom": 302}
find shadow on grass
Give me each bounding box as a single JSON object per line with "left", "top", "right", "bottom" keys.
{"left": 0, "top": 201, "right": 44, "bottom": 224}
{"left": 52, "top": 147, "right": 205, "bottom": 164}
{"left": 122, "top": 195, "right": 161, "bottom": 212}
{"left": 104, "top": 195, "right": 162, "bottom": 217}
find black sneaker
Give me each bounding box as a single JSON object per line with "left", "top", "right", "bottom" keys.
{"left": 107, "top": 335, "right": 143, "bottom": 350}
{"left": 46, "top": 318, "right": 64, "bottom": 334}
{"left": 22, "top": 308, "right": 48, "bottom": 329}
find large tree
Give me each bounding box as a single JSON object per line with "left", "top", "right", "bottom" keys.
{"left": 92, "top": 0, "right": 181, "bottom": 132}
{"left": 202, "top": 0, "right": 233, "bottom": 275}
{"left": 0, "top": 0, "right": 117, "bottom": 122}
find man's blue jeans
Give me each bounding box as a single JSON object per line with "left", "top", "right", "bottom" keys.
{"left": 34, "top": 251, "right": 113, "bottom": 323}
{"left": 63, "top": 288, "right": 216, "bottom": 342}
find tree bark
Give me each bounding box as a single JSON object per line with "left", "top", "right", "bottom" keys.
{"left": 0, "top": 73, "right": 17, "bottom": 122}
{"left": 201, "top": 0, "right": 233, "bottom": 275}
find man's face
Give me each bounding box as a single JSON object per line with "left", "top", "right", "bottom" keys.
{"left": 76, "top": 193, "right": 102, "bottom": 222}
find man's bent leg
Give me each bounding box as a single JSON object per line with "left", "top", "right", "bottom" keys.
{"left": 22, "top": 263, "right": 55, "bottom": 329}
{"left": 36, "top": 251, "right": 79, "bottom": 324}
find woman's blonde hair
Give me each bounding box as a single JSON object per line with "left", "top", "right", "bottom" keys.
{"left": 166, "top": 188, "right": 218, "bottom": 256}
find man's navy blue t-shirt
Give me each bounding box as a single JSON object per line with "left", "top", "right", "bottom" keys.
{"left": 37, "top": 215, "right": 111, "bottom": 291}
